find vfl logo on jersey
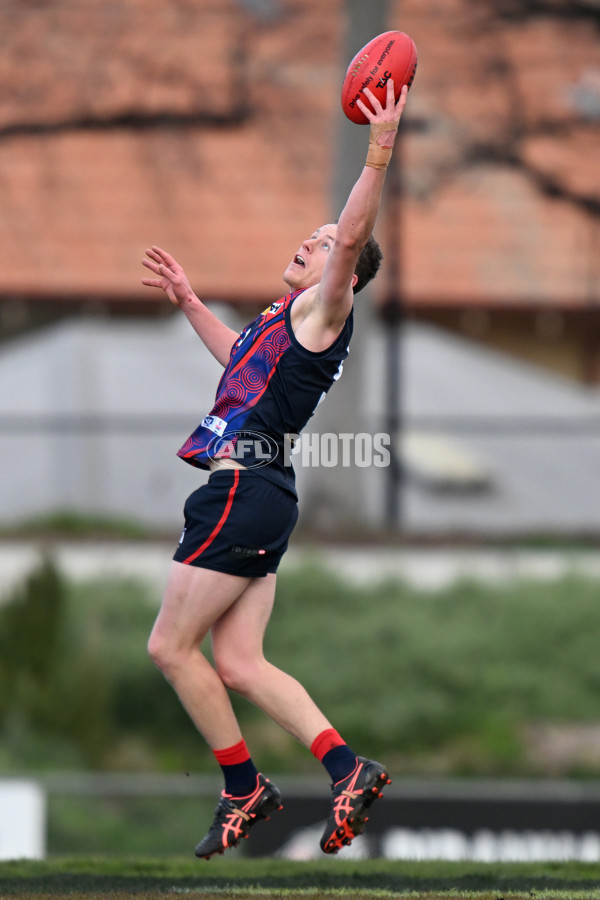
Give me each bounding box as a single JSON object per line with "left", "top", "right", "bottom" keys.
{"left": 201, "top": 414, "right": 228, "bottom": 437}
{"left": 261, "top": 301, "right": 282, "bottom": 317}
{"left": 236, "top": 326, "right": 252, "bottom": 348}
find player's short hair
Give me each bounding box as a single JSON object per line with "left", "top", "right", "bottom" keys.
{"left": 353, "top": 234, "right": 383, "bottom": 294}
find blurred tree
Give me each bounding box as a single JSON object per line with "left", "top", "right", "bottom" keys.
{"left": 0, "top": 557, "right": 63, "bottom": 703}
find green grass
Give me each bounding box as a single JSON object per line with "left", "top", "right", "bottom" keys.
{"left": 2, "top": 858, "right": 600, "bottom": 899}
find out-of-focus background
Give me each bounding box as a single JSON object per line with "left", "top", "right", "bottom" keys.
{"left": 1, "top": 0, "right": 600, "bottom": 864}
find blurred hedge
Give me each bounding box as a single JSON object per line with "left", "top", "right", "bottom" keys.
{"left": 1, "top": 556, "right": 599, "bottom": 777}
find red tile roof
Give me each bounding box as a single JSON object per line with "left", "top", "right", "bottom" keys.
{"left": 0, "top": 0, "right": 598, "bottom": 308}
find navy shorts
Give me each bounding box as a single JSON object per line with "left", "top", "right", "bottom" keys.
{"left": 173, "top": 469, "right": 299, "bottom": 577}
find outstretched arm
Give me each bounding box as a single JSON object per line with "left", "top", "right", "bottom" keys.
{"left": 317, "top": 80, "right": 408, "bottom": 325}
{"left": 141, "top": 246, "right": 238, "bottom": 367}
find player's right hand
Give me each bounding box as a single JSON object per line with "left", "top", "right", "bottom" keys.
{"left": 356, "top": 79, "right": 407, "bottom": 126}
{"left": 142, "top": 246, "right": 194, "bottom": 308}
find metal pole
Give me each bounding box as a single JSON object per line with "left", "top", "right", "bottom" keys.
{"left": 381, "top": 118, "right": 404, "bottom": 529}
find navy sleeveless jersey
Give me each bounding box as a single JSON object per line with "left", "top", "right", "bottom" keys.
{"left": 177, "top": 289, "right": 354, "bottom": 494}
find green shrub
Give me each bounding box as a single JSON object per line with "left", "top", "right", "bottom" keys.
{"left": 2, "top": 556, "right": 600, "bottom": 776}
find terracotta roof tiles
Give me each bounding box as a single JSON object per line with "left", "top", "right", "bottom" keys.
{"left": 0, "top": 0, "right": 598, "bottom": 307}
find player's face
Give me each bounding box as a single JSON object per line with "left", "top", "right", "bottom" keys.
{"left": 283, "top": 224, "right": 337, "bottom": 289}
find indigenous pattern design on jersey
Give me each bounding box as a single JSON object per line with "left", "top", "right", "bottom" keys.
{"left": 177, "top": 289, "right": 353, "bottom": 492}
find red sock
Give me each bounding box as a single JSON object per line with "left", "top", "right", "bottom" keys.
{"left": 311, "top": 728, "right": 357, "bottom": 783}
{"left": 310, "top": 728, "right": 346, "bottom": 761}
{"left": 213, "top": 739, "right": 251, "bottom": 766}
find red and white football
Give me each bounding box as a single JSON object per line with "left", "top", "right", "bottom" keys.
{"left": 341, "top": 30, "right": 418, "bottom": 125}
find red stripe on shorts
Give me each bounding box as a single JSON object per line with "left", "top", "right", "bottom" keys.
{"left": 183, "top": 469, "right": 240, "bottom": 565}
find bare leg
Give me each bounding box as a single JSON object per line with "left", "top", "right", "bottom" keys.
{"left": 211, "top": 573, "right": 332, "bottom": 748}
{"left": 147, "top": 560, "right": 251, "bottom": 749}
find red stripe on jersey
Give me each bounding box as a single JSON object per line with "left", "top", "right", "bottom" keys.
{"left": 226, "top": 311, "right": 290, "bottom": 381}
{"left": 183, "top": 469, "right": 240, "bottom": 564}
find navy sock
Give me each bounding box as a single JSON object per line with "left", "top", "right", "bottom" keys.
{"left": 322, "top": 745, "right": 358, "bottom": 784}
{"left": 213, "top": 740, "right": 259, "bottom": 797}
{"left": 220, "top": 759, "right": 259, "bottom": 797}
